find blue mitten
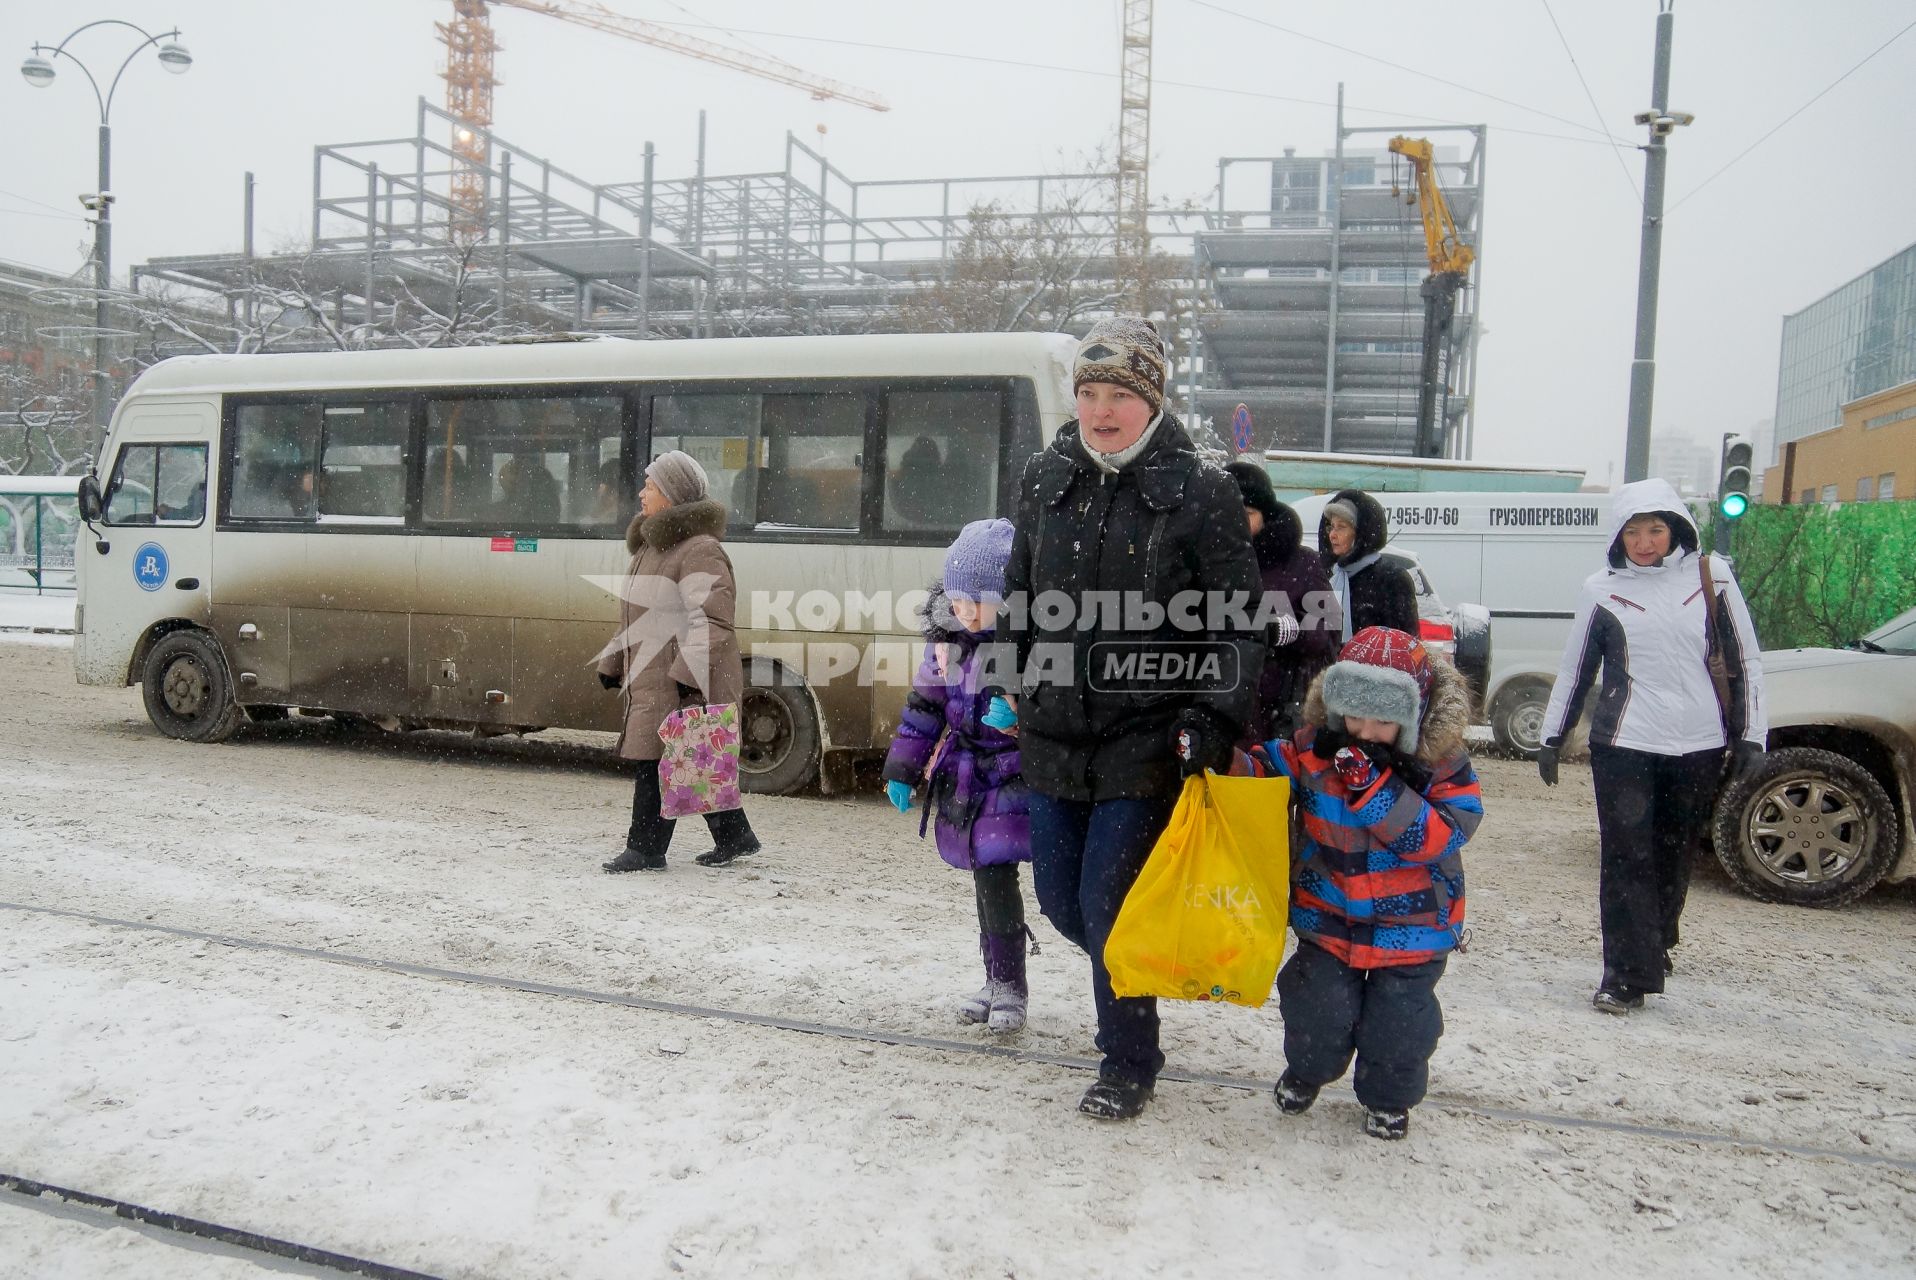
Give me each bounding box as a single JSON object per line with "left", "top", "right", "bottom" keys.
{"left": 982, "top": 695, "right": 1018, "bottom": 731}
{"left": 886, "top": 780, "right": 914, "bottom": 813}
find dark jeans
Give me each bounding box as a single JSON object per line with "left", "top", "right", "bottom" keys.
{"left": 626, "top": 765, "right": 757, "bottom": 859}
{"left": 1028, "top": 790, "right": 1178, "bottom": 1087}
{"left": 973, "top": 862, "right": 1026, "bottom": 937}
{"left": 1277, "top": 940, "right": 1447, "bottom": 1112}
{"left": 1589, "top": 744, "right": 1724, "bottom": 993}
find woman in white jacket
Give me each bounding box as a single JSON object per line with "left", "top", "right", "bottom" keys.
{"left": 1537, "top": 479, "right": 1766, "bottom": 1014}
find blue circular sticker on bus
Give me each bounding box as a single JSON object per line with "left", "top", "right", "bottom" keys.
{"left": 133, "top": 542, "right": 169, "bottom": 592}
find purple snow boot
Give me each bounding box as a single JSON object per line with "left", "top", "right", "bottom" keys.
{"left": 982, "top": 929, "right": 1029, "bottom": 1034}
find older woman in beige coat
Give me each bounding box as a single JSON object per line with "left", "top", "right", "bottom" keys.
{"left": 597, "top": 451, "right": 757, "bottom": 873}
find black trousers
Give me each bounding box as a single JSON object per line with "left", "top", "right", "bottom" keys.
{"left": 1589, "top": 744, "right": 1724, "bottom": 994}
{"left": 626, "top": 765, "right": 757, "bottom": 858}
{"left": 972, "top": 862, "right": 1026, "bottom": 936}
{"left": 1277, "top": 940, "right": 1447, "bottom": 1111}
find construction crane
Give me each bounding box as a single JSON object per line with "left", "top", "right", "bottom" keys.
{"left": 437, "top": 0, "right": 890, "bottom": 231}
{"left": 1387, "top": 135, "right": 1475, "bottom": 458}
{"left": 1114, "top": 0, "right": 1153, "bottom": 307}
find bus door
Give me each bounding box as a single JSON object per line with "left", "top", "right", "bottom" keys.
{"left": 90, "top": 399, "right": 217, "bottom": 672}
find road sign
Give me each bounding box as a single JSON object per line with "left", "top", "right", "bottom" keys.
{"left": 1231, "top": 403, "right": 1254, "bottom": 454}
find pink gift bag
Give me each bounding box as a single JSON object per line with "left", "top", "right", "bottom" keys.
{"left": 656, "top": 703, "right": 744, "bottom": 818}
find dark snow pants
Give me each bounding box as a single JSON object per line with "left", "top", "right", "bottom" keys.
{"left": 1277, "top": 939, "right": 1447, "bottom": 1111}
{"left": 626, "top": 766, "right": 757, "bottom": 860}
{"left": 1028, "top": 791, "right": 1178, "bottom": 1088}
{"left": 1589, "top": 744, "right": 1723, "bottom": 994}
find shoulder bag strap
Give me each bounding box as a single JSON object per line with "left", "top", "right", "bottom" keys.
{"left": 1698, "top": 555, "right": 1734, "bottom": 726}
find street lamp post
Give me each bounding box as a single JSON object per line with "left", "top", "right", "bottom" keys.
{"left": 21, "top": 19, "right": 192, "bottom": 464}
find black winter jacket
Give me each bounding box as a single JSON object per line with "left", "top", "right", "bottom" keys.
{"left": 1317, "top": 488, "right": 1418, "bottom": 642}
{"left": 1006, "top": 414, "right": 1264, "bottom": 802}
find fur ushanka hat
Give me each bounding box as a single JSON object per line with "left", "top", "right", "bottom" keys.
{"left": 1319, "top": 625, "right": 1435, "bottom": 753}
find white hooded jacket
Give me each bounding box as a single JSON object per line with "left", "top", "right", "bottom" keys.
{"left": 1539, "top": 479, "right": 1766, "bottom": 755}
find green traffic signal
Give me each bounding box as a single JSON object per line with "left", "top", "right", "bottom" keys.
{"left": 1720, "top": 491, "right": 1749, "bottom": 520}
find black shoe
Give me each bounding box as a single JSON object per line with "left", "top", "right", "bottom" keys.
{"left": 695, "top": 839, "right": 761, "bottom": 868}
{"left": 1079, "top": 1075, "right": 1153, "bottom": 1121}
{"left": 1363, "top": 1106, "right": 1410, "bottom": 1141}
{"left": 1592, "top": 985, "right": 1645, "bottom": 1014}
{"left": 603, "top": 845, "right": 667, "bottom": 874}
{"left": 1273, "top": 1071, "right": 1321, "bottom": 1117}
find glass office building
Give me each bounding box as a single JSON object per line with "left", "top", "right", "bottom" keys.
{"left": 1775, "top": 242, "right": 1916, "bottom": 452}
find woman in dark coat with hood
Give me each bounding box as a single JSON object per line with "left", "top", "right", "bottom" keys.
{"left": 1318, "top": 488, "right": 1417, "bottom": 644}
{"left": 1005, "top": 318, "right": 1264, "bottom": 1121}
{"left": 1228, "top": 461, "right": 1336, "bottom": 741}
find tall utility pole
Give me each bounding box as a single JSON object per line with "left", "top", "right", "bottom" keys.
{"left": 1623, "top": 1, "right": 1693, "bottom": 483}
{"left": 1115, "top": 0, "right": 1154, "bottom": 309}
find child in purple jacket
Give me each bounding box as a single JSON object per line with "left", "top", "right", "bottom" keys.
{"left": 881, "top": 518, "right": 1034, "bottom": 1032}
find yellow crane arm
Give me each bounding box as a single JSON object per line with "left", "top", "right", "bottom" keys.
{"left": 1386, "top": 136, "right": 1474, "bottom": 277}
{"left": 491, "top": 0, "right": 890, "bottom": 112}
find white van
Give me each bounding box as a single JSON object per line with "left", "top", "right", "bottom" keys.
{"left": 1289, "top": 491, "right": 1611, "bottom": 754}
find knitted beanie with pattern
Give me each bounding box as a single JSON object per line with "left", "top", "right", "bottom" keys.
{"left": 1072, "top": 317, "right": 1168, "bottom": 413}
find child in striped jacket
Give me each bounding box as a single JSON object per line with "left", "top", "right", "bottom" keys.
{"left": 1234, "top": 625, "right": 1483, "bottom": 1141}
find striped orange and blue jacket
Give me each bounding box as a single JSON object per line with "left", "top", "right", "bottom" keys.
{"left": 1236, "top": 659, "right": 1483, "bottom": 968}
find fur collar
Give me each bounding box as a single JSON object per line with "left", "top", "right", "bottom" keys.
{"left": 917, "top": 579, "right": 991, "bottom": 646}
{"left": 1300, "top": 651, "right": 1472, "bottom": 766}
{"left": 626, "top": 498, "right": 727, "bottom": 554}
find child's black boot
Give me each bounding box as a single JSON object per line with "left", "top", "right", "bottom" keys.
{"left": 1272, "top": 1071, "right": 1320, "bottom": 1116}
{"left": 1363, "top": 1106, "right": 1410, "bottom": 1141}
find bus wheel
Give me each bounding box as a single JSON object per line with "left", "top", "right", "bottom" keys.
{"left": 739, "top": 679, "right": 820, "bottom": 795}
{"left": 141, "top": 630, "right": 246, "bottom": 744}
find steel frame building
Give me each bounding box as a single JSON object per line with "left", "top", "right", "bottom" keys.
{"left": 134, "top": 98, "right": 1484, "bottom": 457}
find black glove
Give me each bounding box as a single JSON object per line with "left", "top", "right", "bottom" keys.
{"left": 598, "top": 671, "right": 620, "bottom": 691}
{"left": 1311, "top": 724, "right": 1351, "bottom": 760}
{"left": 1389, "top": 749, "right": 1432, "bottom": 795}
{"left": 1536, "top": 744, "right": 1560, "bottom": 787}
{"left": 1729, "top": 741, "right": 1763, "bottom": 782}
{"left": 1171, "top": 707, "right": 1234, "bottom": 777}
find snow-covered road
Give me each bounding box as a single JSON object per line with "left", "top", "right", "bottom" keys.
{"left": 3, "top": 637, "right": 1913, "bottom": 1278}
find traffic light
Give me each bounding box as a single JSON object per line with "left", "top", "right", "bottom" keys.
{"left": 1718, "top": 437, "right": 1753, "bottom": 520}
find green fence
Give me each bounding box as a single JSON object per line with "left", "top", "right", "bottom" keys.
{"left": 1699, "top": 500, "right": 1916, "bottom": 650}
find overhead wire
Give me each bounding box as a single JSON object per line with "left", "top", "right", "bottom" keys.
{"left": 1183, "top": 0, "right": 1634, "bottom": 144}
{"left": 1668, "top": 13, "right": 1916, "bottom": 213}
{"left": 1538, "top": 0, "right": 1641, "bottom": 204}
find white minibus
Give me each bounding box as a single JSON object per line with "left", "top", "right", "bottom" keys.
{"left": 73, "top": 332, "right": 1076, "bottom": 792}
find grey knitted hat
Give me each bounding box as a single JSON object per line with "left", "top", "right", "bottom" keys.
{"left": 1074, "top": 317, "right": 1168, "bottom": 413}
{"left": 943, "top": 518, "right": 1014, "bottom": 602}
{"left": 1323, "top": 497, "right": 1359, "bottom": 528}
{"left": 645, "top": 450, "right": 709, "bottom": 505}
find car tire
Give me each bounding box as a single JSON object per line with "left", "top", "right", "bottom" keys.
{"left": 141, "top": 629, "right": 246, "bottom": 744}
{"left": 1490, "top": 679, "right": 1551, "bottom": 759}
{"left": 1711, "top": 747, "right": 1899, "bottom": 907}
{"left": 738, "top": 676, "right": 821, "bottom": 795}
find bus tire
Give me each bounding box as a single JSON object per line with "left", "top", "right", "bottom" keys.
{"left": 739, "top": 678, "right": 820, "bottom": 795}
{"left": 141, "top": 629, "right": 246, "bottom": 744}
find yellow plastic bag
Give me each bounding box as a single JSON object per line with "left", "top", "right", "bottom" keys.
{"left": 1104, "top": 772, "right": 1291, "bottom": 1007}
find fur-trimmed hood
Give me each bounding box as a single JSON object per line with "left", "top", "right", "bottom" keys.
{"left": 625, "top": 498, "right": 727, "bottom": 555}
{"left": 917, "top": 579, "right": 990, "bottom": 647}
{"left": 1317, "top": 488, "right": 1391, "bottom": 565}
{"left": 1300, "top": 649, "right": 1472, "bottom": 766}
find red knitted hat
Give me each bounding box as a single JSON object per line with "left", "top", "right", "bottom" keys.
{"left": 1321, "top": 626, "right": 1433, "bottom": 751}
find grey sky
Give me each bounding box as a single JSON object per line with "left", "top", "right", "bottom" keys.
{"left": 6, "top": 0, "right": 1913, "bottom": 485}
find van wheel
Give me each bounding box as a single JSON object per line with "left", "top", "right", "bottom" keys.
{"left": 1490, "top": 679, "right": 1551, "bottom": 759}
{"left": 141, "top": 630, "right": 245, "bottom": 744}
{"left": 1711, "top": 747, "right": 1898, "bottom": 907}
{"left": 739, "top": 678, "right": 820, "bottom": 795}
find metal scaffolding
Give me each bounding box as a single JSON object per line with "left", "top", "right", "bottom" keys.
{"left": 132, "top": 99, "right": 1485, "bottom": 457}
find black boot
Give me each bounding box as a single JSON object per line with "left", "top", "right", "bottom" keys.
{"left": 1363, "top": 1106, "right": 1410, "bottom": 1141}
{"left": 1079, "top": 1074, "right": 1153, "bottom": 1121}
{"left": 1273, "top": 1071, "right": 1321, "bottom": 1116}
{"left": 695, "top": 838, "right": 761, "bottom": 867}
{"left": 603, "top": 844, "right": 667, "bottom": 874}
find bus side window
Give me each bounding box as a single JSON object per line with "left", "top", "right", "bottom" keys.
{"left": 651, "top": 393, "right": 762, "bottom": 531}
{"left": 759, "top": 392, "right": 863, "bottom": 531}
{"left": 230, "top": 403, "right": 321, "bottom": 521}
{"left": 881, "top": 388, "right": 1003, "bottom": 535}
{"left": 154, "top": 444, "right": 208, "bottom": 524}
{"left": 103, "top": 444, "right": 157, "bottom": 526}
{"left": 424, "top": 394, "right": 620, "bottom": 531}
{"left": 318, "top": 404, "right": 409, "bottom": 521}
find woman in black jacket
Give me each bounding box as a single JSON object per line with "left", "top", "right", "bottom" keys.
{"left": 1227, "top": 461, "right": 1335, "bottom": 741}
{"left": 1004, "top": 318, "right": 1264, "bottom": 1121}
{"left": 1318, "top": 488, "right": 1418, "bottom": 643}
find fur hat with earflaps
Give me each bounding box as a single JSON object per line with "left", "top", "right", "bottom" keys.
{"left": 1318, "top": 626, "right": 1434, "bottom": 755}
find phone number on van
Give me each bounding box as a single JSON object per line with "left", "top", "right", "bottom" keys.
{"left": 1384, "top": 505, "right": 1461, "bottom": 527}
